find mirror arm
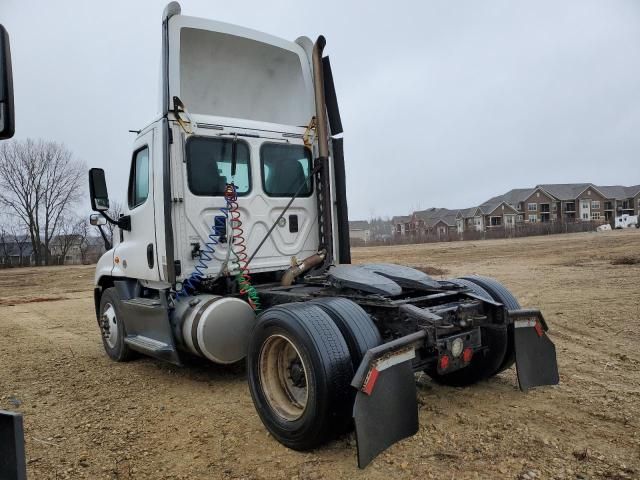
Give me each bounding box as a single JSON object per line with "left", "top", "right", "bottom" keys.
{"left": 97, "top": 225, "right": 112, "bottom": 251}
{"left": 99, "top": 211, "right": 131, "bottom": 231}
{"left": 99, "top": 211, "right": 117, "bottom": 224}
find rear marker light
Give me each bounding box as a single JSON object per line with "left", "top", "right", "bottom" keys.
{"left": 362, "top": 368, "right": 379, "bottom": 395}
{"left": 439, "top": 354, "right": 450, "bottom": 371}
{"left": 360, "top": 348, "right": 416, "bottom": 395}
{"left": 534, "top": 320, "right": 544, "bottom": 337}
{"left": 462, "top": 347, "right": 473, "bottom": 363}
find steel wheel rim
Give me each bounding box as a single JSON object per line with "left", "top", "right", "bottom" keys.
{"left": 258, "top": 334, "right": 308, "bottom": 421}
{"left": 101, "top": 303, "right": 119, "bottom": 349}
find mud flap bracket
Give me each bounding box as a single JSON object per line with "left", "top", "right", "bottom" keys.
{"left": 509, "top": 309, "right": 559, "bottom": 391}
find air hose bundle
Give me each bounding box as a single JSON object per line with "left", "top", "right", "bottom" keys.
{"left": 176, "top": 183, "right": 260, "bottom": 311}
{"left": 224, "top": 184, "right": 261, "bottom": 311}
{"left": 176, "top": 211, "right": 225, "bottom": 298}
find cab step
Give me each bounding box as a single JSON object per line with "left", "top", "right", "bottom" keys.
{"left": 118, "top": 296, "right": 181, "bottom": 365}
{"left": 124, "top": 335, "right": 173, "bottom": 354}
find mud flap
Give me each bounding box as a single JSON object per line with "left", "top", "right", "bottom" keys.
{"left": 511, "top": 310, "right": 559, "bottom": 391}
{"left": 350, "top": 331, "right": 425, "bottom": 468}
{"left": 0, "top": 410, "right": 26, "bottom": 480}
{"left": 353, "top": 360, "right": 418, "bottom": 468}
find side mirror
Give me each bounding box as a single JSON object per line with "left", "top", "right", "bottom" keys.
{"left": 89, "top": 168, "right": 110, "bottom": 211}
{"left": 89, "top": 214, "right": 107, "bottom": 226}
{"left": 0, "top": 25, "right": 15, "bottom": 140}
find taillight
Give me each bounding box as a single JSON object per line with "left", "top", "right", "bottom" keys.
{"left": 462, "top": 347, "right": 473, "bottom": 363}
{"left": 439, "top": 354, "right": 450, "bottom": 370}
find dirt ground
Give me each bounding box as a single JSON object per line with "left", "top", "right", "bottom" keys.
{"left": 1, "top": 230, "right": 639, "bottom": 479}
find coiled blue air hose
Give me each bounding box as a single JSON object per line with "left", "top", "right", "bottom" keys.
{"left": 176, "top": 203, "right": 230, "bottom": 298}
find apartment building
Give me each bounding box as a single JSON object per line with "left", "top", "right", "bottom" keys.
{"left": 392, "top": 182, "right": 640, "bottom": 238}
{"left": 496, "top": 183, "right": 640, "bottom": 224}
{"left": 348, "top": 220, "right": 371, "bottom": 243}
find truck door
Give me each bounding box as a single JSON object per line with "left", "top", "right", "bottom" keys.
{"left": 114, "top": 129, "right": 159, "bottom": 281}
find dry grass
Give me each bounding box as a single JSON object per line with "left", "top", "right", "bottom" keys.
{"left": 411, "top": 265, "right": 449, "bottom": 276}
{"left": 1, "top": 229, "right": 639, "bottom": 479}
{"left": 610, "top": 255, "right": 640, "bottom": 265}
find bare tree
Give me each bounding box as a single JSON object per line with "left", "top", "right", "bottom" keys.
{"left": 76, "top": 218, "right": 92, "bottom": 264}
{"left": 0, "top": 139, "right": 86, "bottom": 266}
{"left": 8, "top": 222, "right": 30, "bottom": 266}
{"left": 0, "top": 212, "right": 31, "bottom": 267}
{"left": 0, "top": 224, "right": 10, "bottom": 266}
{"left": 53, "top": 215, "right": 82, "bottom": 265}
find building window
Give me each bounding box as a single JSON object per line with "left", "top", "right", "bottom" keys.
{"left": 528, "top": 214, "right": 537, "bottom": 223}
{"left": 517, "top": 215, "right": 523, "bottom": 222}
{"left": 591, "top": 200, "right": 600, "bottom": 210}
{"left": 582, "top": 213, "right": 589, "bottom": 220}
{"left": 528, "top": 203, "right": 537, "bottom": 211}
{"left": 604, "top": 201, "right": 613, "bottom": 210}
{"left": 591, "top": 212, "right": 601, "bottom": 220}
{"left": 552, "top": 203, "right": 557, "bottom": 211}
{"left": 581, "top": 200, "right": 589, "bottom": 210}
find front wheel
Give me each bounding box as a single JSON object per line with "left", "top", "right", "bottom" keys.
{"left": 247, "top": 303, "right": 353, "bottom": 451}
{"left": 98, "top": 287, "right": 134, "bottom": 362}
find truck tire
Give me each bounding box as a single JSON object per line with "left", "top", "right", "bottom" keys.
{"left": 310, "top": 297, "right": 382, "bottom": 369}
{"left": 460, "top": 275, "right": 521, "bottom": 373}
{"left": 98, "top": 287, "right": 135, "bottom": 362}
{"left": 426, "top": 278, "right": 507, "bottom": 387}
{"left": 247, "top": 303, "right": 353, "bottom": 450}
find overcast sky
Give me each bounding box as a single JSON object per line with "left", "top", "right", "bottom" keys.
{"left": 2, "top": 0, "right": 640, "bottom": 220}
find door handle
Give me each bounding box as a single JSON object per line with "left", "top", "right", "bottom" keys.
{"left": 147, "top": 243, "right": 154, "bottom": 269}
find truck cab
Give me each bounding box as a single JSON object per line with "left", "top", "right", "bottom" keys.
{"left": 92, "top": 4, "right": 345, "bottom": 296}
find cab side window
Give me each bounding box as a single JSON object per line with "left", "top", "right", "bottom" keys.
{"left": 128, "top": 146, "right": 150, "bottom": 208}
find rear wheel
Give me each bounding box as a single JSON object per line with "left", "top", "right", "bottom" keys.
{"left": 460, "top": 275, "right": 521, "bottom": 373}
{"left": 426, "top": 278, "right": 507, "bottom": 387}
{"left": 310, "top": 297, "right": 381, "bottom": 369}
{"left": 247, "top": 303, "right": 353, "bottom": 450}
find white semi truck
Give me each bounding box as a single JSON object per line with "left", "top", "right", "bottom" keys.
{"left": 88, "top": 3, "right": 559, "bottom": 467}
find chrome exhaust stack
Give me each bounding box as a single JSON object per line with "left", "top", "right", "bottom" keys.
{"left": 311, "top": 36, "right": 334, "bottom": 271}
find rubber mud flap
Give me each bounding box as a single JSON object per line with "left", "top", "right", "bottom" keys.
{"left": 353, "top": 360, "right": 418, "bottom": 468}
{"left": 0, "top": 410, "right": 26, "bottom": 480}
{"left": 514, "top": 322, "right": 559, "bottom": 391}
